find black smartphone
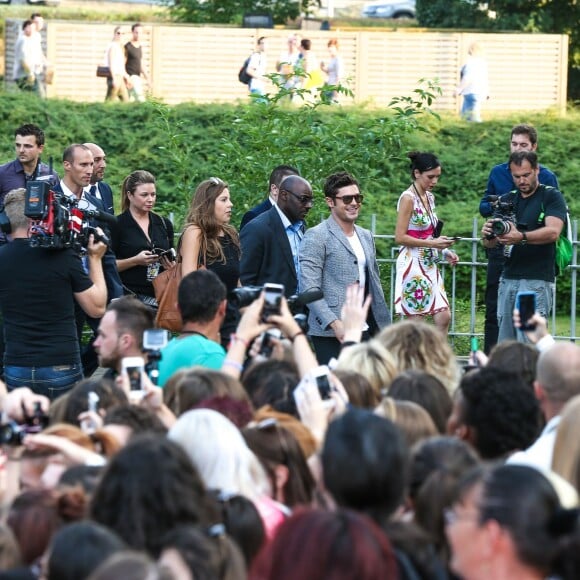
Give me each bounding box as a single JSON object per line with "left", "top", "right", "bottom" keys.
{"left": 314, "top": 366, "right": 332, "bottom": 400}
{"left": 516, "top": 292, "right": 537, "bottom": 331}
{"left": 261, "top": 283, "right": 284, "bottom": 322}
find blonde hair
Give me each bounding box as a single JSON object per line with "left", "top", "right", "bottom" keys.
{"left": 377, "top": 320, "right": 460, "bottom": 394}
{"left": 335, "top": 339, "right": 398, "bottom": 396}
{"left": 552, "top": 394, "right": 580, "bottom": 492}
{"left": 375, "top": 397, "right": 438, "bottom": 448}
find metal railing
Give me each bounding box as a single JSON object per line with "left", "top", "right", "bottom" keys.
{"left": 371, "top": 217, "right": 579, "bottom": 344}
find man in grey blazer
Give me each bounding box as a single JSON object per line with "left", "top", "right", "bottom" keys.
{"left": 300, "top": 172, "right": 391, "bottom": 364}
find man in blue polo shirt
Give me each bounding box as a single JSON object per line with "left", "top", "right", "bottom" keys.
{"left": 479, "top": 124, "right": 559, "bottom": 353}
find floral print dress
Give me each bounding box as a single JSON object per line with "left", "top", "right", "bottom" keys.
{"left": 394, "top": 187, "right": 450, "bottom": 317}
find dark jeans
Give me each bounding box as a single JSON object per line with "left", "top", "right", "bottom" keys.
{"left": 484, "top": 247, "right": 506, "bottom": 354}
{"left": 4, "top": 363, "right": 82, "bottom": 401}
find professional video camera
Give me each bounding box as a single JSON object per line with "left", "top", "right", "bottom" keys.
{"left": 24, "top": 181, "right": 114, "bottom": 252}
{"left": 0, "top": 402, "right": 49, "bottom": 446}
{"left": 484, "top": 195, "right": 517, "bottom": 240}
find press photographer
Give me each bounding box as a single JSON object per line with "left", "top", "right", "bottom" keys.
{"left": 0, "top": 188, "right": 107, "bottom": 399}
{"left": 481, "top": 151, "right": 567, "bottom": 343}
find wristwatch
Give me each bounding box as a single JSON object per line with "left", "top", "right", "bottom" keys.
{"left": 520, "top": 231, "right": 528, "bottom": 245}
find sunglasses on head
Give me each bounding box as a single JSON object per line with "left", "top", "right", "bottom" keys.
{"left": 335, "top": 194, "right": 363, "bottom": 205}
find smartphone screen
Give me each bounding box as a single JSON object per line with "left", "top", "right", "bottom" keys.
{"left": 516, "top": 292, "right": 537, "bottom": 331}
{"left": 261, "top": 283, "right": 284, "bottom": 322}
{"left": 143, "top": 328, "right": 169, "bottom": 350}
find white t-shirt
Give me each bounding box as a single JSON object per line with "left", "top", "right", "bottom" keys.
{"left": 347, "top": 232, "right": 369, "bottom": 331}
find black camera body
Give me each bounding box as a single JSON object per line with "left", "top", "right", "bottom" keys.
{"left": 25, "top": 181, "right": 110, "bottom": 252}
{"left": 485, "top": 196, "right": 517, "bottom": 240}
{"left": 0, "top": 402, "right": 49, "bottom": 446}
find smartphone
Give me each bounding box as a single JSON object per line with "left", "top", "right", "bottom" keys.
{"left": 313, "top": 365, "right": 332, "bottom": 400}
{"left": 516, "top": 291, "right": 537, "bottom": 331}
{"left": 143, "top": 328, "right": 169, "bottom": 351}
{"left": 81, "top": 392, "right": 100, "bottom": 435}
{"left": 159, "top": 248, "right": 176, "bottom": 261}
{"left": 122, "top": 356, "right": 145, "bottom": 400}
{"left": 261, "top": 283, "right": 284, "bottom": 322}
{"left": 259, "top": 328, "right": 282, "bottom": 358}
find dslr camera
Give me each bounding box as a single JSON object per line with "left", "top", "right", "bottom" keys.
{"left": 485, "top": 195, "right": 517, "bottom": 240}
{"left": 0, "top": 402, "right": 49, "bottom": 446}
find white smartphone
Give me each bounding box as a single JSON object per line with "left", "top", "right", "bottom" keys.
{"left": 261, "top": 283, "right": 285, "bottom": 322}
{"left": 122, "top": 356, "right": 146, "bottom": 402}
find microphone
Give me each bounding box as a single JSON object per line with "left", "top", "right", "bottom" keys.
{"left": 83, "top": 209, "right": 117, "bottom": 227}
{"left": 287, "top": 290, "right": 323, "bottom": 308}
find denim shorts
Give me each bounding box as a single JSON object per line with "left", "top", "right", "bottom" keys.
{"left": 4, "top": 363, "right": 83, "bottom": 400}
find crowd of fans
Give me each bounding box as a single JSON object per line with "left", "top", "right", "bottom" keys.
{"left": 0, "top": 291, "right": 579, "bottom": 579}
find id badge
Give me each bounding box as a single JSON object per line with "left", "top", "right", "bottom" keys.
{"left": 146, "top": 262, "right": 160, "bottom": 281}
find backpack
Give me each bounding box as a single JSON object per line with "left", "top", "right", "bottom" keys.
{"left": 238, "top": 56, "right": 252, "bottom": 85}
{"left": 538, "top": 187, "right": 573, "bottom": 276}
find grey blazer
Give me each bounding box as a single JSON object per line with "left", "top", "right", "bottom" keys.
{"left": 299, "top": 216, "right": 391, "bottom": 337}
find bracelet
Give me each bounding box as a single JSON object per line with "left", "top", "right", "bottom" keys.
{"left": 229, "top": 334, "right": 249, "bottom": 349}
{"left": 222, "top": 359, "right": 244, "bottom": 372}
{"left": 290, "top": 331, "right": 305, "bottom": 342}
{"left": 520, "top": 231, "right": 528, "bottom": 245}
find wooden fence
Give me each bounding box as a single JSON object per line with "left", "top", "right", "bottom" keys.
{"left": 4, "top": 20, "right": 569, "bottom": 113}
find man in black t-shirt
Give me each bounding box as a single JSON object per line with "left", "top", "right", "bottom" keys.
{"left": 124, "top": 23, "right": 148, "bottom": 102}
{"left": 481, "top": 151, "right": 567, "bottom": 343}
{"left": 0, "top": 188, "right": 108, "bottom": 399}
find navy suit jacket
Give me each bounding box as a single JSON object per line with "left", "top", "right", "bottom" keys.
{"left": 96, "top": 181, "right": 115, "bottom": 215}
{"left": 240, "top": 198, "right": 273, "bottom": 230}
{"left": 240, "top": 206, "right": 298, "bottom": 297}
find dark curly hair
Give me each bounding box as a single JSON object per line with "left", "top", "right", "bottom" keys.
{"left": 459, "top": 367, "right": 541, "bottom": 460}
{"left": 90, "top": 434, "right": 216, "bottom": 556}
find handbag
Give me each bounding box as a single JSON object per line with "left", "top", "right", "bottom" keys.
{"left": 153, "top": 230, "right": 206, "bottom": 332}
{"left": 96, "top": 66, "right": 111, "bottom": 78}
{"left": 153, "top": 261, "right": 183, "bottom": 332}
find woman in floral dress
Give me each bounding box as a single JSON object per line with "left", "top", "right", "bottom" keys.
{"left": 394, "top": 152, "right": 459, "bottom": 334}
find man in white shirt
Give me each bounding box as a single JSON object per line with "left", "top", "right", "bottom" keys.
{"left": 509, "top": 341, "right": 580, "bottom": 470}
{"left": 247, "top": 37, "right": 267, "bottom": 99}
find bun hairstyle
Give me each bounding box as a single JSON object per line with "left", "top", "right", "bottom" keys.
{"left": 407, "top": 151, "right": 441, "bottom": 178}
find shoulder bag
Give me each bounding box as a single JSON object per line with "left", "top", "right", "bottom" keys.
{"left": 153, "top": 229, "right": 206, "bottom": 332}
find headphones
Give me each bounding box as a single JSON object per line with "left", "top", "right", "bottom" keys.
{"left": 0, "top": 203, "right": 11, "bottom": 234}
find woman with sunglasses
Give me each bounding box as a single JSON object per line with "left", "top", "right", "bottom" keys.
{"left": 112, "top": 170, "right": 174, "bottom": 308}
{"left": 181, "top": 177, "right": 240, "bottom": 347}
{"left": 394, "top": 151, "right": 458, "bottom": 334}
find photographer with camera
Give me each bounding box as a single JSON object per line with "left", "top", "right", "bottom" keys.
{"left": 481, "top": 151, "right": 567, "bottom": 344}
{"left": 479, "top": 124, "right": 559, "bottom": 353}
{"left": 0, "top": 188, "right": 107, "bottom": 399}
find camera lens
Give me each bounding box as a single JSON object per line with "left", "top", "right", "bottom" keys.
{"left": 491, "top": 220, "right": 511, "bottom": 236}
{"left": 0, "top": 423, "right": 24, "bottom": 446}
